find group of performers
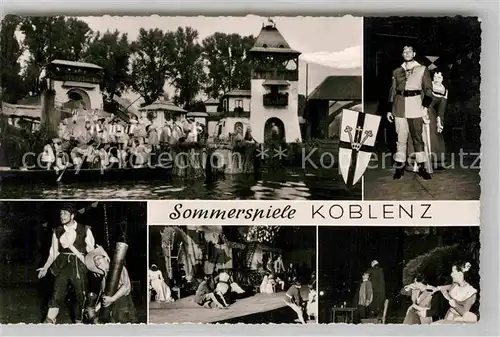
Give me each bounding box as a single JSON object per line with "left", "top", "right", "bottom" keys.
{"left": 401, "top": 262, "right": 478, "bottom": 324}
{"left": 387, "top": 45, "right": 449, "bottom": 180}
{"left": 37, "top": 203, "right": 136, "bottom": 324}
{"left": 39, "top": 111, "right": 205, "bottom": 171}
{"left": 193, "top": 269, "right": 246, "bottom": 309}
{"left": 353, "top": 259, "right": 477, "bottom": 324}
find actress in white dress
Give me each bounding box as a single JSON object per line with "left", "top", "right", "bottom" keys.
{"left": 432, "top": 262, "right": 478, "bottom": 324}
{"left": 148, "top": 264, "right": 174, "bottom": 303}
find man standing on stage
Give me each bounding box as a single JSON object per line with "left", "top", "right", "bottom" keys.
{"left": 37, "top": 203, "right": 96, "bottom": 324}
{"left": 387, "top": 45, "right": 432, "bottom": 180}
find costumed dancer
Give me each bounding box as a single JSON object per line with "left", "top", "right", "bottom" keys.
{"left": 37, "top": 203, "right": 96, "bottom": 324}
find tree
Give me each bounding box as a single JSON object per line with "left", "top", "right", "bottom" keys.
{"left": 131, "top": 28, "right": 175, "bottom": 106}
{"left": 169, "top": 26, "right": 206, "bottom": 109}
{"left": 0, "top": 15, "right": 26, "bottom": 103}
{"left": 20, "top": 16, "right": 93, "bottom": 95}
{"left": 202, "top": 33, "right": 254, "bottom": 99}
{"left": 245, "top": 226, "right": 281, "bottom": 243}
{"left": 84, "top": 30, "right": 134, "bottom": 104}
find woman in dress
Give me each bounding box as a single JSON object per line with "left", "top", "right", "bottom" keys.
{"left": 148, "top": 264, "right": 174, "bottom": 303}
{"left": 432, "top": 262, "right": 478, "bottom": 324}
{"left": 407, "top": 68, "right": 448, "bottom": 171}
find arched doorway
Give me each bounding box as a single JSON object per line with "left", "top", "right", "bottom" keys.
{"left": 66, "top": 88, "right": 91, "bottom": 110}
{"left": 264, "top": 117, "right": 285, "bottom": 142}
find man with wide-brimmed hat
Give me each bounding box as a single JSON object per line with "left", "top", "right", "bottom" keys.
{"left": 37, "top": 202, "right": 96, "bottom": 324}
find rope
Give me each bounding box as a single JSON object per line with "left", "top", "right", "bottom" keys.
{"left": 103, "top": 204, "right": 110, "bottom": 250}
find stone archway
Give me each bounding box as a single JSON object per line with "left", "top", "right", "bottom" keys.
{"left": 264, "top": 117, "right": 285, "bottom": 142}
{"left": 66, "top": 88, "right": 91, "bottom": 110}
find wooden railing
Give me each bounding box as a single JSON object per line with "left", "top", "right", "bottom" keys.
{"left": 252, "top": 69, "right": 298, "bottom": 81}
{"left": 263, "top": 93, "right": 289, "bottom": 107}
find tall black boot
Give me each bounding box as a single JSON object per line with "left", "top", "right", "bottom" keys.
{"left": 418, "top": 163, "right": 432, "bottom": 180}
{"left": 393, "top": 161, "right": 405, "bottom": 180}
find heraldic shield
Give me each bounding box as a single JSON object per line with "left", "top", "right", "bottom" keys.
{"left": 339, "top": 109, "right": 381, "bottom": 186}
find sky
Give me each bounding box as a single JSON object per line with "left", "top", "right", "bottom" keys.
{"left": 18, "top": 15, "right": 362, "bottom": 104}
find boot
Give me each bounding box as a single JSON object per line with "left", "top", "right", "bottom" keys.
{"left": 418, "top": 163, "right": 432, "bottom": 180}
{"left": 393, "top": 162, "right": 405, "bottom": 180}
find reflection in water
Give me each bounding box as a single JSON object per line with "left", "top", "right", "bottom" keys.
{"left": 0, "top": 171, "right": 361, "bottom": 200}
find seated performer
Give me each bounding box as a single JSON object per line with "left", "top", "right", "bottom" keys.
{"left": 401, "top": 274, "right": 435, "bottom": 324}
{"left": 194, "top": 275, "right": 226, "bottom": 309}
{"left": 85, "top": 245, "right": 137, "bottom": 323}
{"left": 432, "top": 262, "right": 478, "bottom": 324}
{"left": 284, "top": 278, "right": 306, "bottom": 324}
{"left": 41, "top": 138, "right": 66, "bottom": 171}
{"left": 260, "top": 274, "right": 275, "bottom": 294}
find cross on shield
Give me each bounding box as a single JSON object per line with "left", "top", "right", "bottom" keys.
{"left": 425, "top": 56, "right": 439, "bottom": 70}
{"left": 339, "top": 109, "right": 381, "bottom": 186}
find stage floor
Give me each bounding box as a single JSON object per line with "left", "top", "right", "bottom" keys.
{"left": 149, "top": 290, "right": 314, "bottom": 324}
{"left": 363, "top": 157, "right": 480, "bottom": 200}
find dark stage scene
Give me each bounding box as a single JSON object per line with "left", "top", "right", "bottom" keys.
{"left": 318, "top": 226, "right": 480, "bottom": 324}
{"left": 0, "top": 201, "right": 147, "bottom": 324}
{"left": 148, "top": 225, "right": 317, "bottom": 324}
{"left": 363, "top": 17, "right": 481, "bottom": 200}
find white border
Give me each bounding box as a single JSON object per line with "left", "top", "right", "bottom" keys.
{"left": 1, "top": 1, "right": 498, "bottom": 336}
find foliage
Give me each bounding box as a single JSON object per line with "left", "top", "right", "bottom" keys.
{"left": 245, "top": 225, "right": 281, "bottom": 243}
{"left": 83, "top": 30, "right": 134, "bottom": 103}
{"left": 19, "top": 16, "right": 93, "bottom": 95}
{"left": 131, "top": 28, "right": 174, "bottom": 106}
{"left": 402, "top": 243, "right": 480, "bottom": 287}
{"left": 0, "top": 15, "right": 25, "bottom": 103}
{"left": 202, "top": 32, "right": 254, "bottom": 99}
{"left": 169, "top": 27, "right": 206, "bottom": 109}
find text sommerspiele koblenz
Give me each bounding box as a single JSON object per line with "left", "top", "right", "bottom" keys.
{"left": 167, "top": 203, "right": 433, "bottom": 221}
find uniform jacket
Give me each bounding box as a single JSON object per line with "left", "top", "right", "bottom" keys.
{"left": 388, "top": 61, "right": 433, "bottom": 118}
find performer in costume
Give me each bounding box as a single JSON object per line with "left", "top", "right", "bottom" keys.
{"left": 401, "top": 274, "right": 435, "bottom": 324}
{"left": 432, "top": 262, "right": 478, "bottom": 324}
{"left": 37, "top": 203, "right": 96, "bottom": 324}
{"left": 365, "top": 260, "right": 386, "bottom": 318}
{"left": 85, "top": 246, "right": 137, "bottom": 323}
{"left": 284, "top": 278, "right": 306, "bottom": 324}
{"left": 148, "top": 264, "right": 174, "bottom": 303}
{"left": 387, "top": 45, "right": 433, "bottom": 180}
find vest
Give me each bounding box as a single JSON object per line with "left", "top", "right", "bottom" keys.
{"left": 54, "top": 223, "right": 89, "bottom": 254}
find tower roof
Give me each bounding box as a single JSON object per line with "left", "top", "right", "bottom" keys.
{"left": 250, "top": 23, "right": 300, "bottom": 55}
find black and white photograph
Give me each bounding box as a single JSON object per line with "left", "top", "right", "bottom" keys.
{"left": 0, "top": 201, "right": 147, "bottom": 324}
{"left": 0, "top": 15, "right": 362, "bottom": 200}
{"left": 318, "top": 226, "right": 480, "bottom": 324}
{"left": 148, "top": 225, "right": 316, "bottom": 324}
{"left": 363, "top": 17, "right": 481, "bottom": 200}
